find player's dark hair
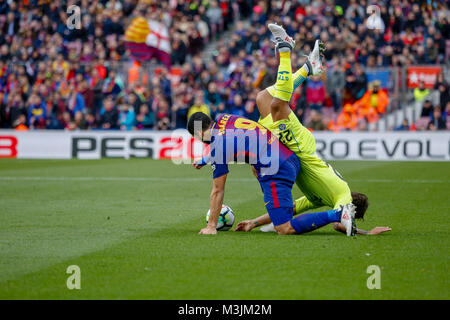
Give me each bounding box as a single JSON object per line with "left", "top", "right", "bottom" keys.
{"left": 351, "top": 192, "right": 369, "bottom": 220}
{"left": 187, "top": 112, "right": 213, "bottom": 137}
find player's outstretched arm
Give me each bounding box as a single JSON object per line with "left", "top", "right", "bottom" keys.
{"left": 235, "top": 213, "right": 272, "bottom": 232}
{"left": 199, "top": 174, "right": 227, "bottom": 235}
{"left": 333, "top": 222, "right": 392, "bottom": 235}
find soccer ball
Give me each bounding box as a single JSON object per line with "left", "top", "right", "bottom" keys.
{"left": 205, "top": 205, "right": 235, "bottom": 231}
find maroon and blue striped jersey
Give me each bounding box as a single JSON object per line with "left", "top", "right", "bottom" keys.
{"left": 210, "top": 114, "right": 294, "bottom": 179}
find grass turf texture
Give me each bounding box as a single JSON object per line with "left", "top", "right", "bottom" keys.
{"left": 0, "top": 159, "right": 448, "bottom": 300}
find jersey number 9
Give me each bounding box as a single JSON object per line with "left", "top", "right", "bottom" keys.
{"left": 234, "top": 118, "right": 267, "bottom": 135}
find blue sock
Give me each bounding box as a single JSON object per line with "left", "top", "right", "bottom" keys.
{"left": 290, "top": 208, "right": 341, "bottom": 234}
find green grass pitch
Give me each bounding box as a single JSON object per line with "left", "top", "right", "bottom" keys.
{"left": 0, "top": 159, "right": 448, "bottom": 299}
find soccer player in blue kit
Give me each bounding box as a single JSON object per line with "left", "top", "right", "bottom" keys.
{"left": 187, "top": 112, "right": 356, "bottom": 235}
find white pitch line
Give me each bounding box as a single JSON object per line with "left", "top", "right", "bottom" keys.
{"left": 352, "top": 179, "right": 449, "bottom": 183}
{"left": 0, "top": 176, "right": 214, "bottom": 182}
{"left": 0, "top": 177, "right": 448, "bottom": 184}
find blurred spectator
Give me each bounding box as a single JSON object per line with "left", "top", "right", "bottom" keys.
{"left": 446, "top": 102, "right": 450, "bottom": 122}
{"left": 67, "top": 84, "right": 86, "bottom": 116}
{"left": 119, "top": 104, "right": 137, "bottom": 131}
{"left": 424, "top": 38, "right": 438, "bottom": 63}
{"left": 136, "top": 104, "right": 154, "bottom": 129}
{"left": 79, "top": 80, "right": 94, "bottom": 111}
{"left": 358, "top": 119, "right": 369, "bottom": 132}
{"left": 7, "top": 94, "right": 26, "bottom": 128}
{"left": 103, "top": 70, "right": 123, "bottom": 98}
{"left": 395, "top": 119, "right": 410, "bottom": 131}
{"left": 159, "top": 68, "right": 172, "bottom": 103}
{"left": 187, "top": 94, "right": 210, "bottom": 120}
{"left": 342, "top": 64, "right": 368, "bottom": 105}
{"left": 27, "top": 94, "right": 47, "bottom": 129}
{"left": 204, "top": 82, "right": 222, "bottom": 111}
{"left": 434, "top": 79, "right": 450, "bottom": 111}
{"left": 171, "top": 33, "right": 188, "bottom": 65}
{"left": 85, "top": 113, "right": 98, "bottom": 130}
{"left": 352, "top": 64, "right": 368, "bottom": 100}
{"left": 326, "top": 60, "right": 345, "bottom": 111}
{"left": 306, "top": 110, "right": 327, "bottom": 131}
{"left": 353, "top": 80, "right": 389, "bottom": 123}
{"left": 428, "top": 107, "right": 446, "bottom": 131}
{"left": 421, "top": 99, "right": 434, "bottom": 118}
{"left": 100, "top": 96, "right": 119, "bottom": 130}
{"left": 228, "top": 94, "right": 246, "bottom": 117}
{"left": 128, "top": 92, "right": 143, "bottom": 115}
{"left": 306, "top": 75, "right": 326, "bottom": 111}
{"left": 157, "top": 117, "right": 170, "bottom": 130}
{"left": 156, "top": 99, "right": 170, "bottom": 126}
{"left": 335, "top": 104, "right": 358, "bottom": 131}
{"left": 207, "top": 0, "right": 224, "bottom": 38}
{"left": 14, "top": 114, "right": 29, "bottom": 131}
{"left": 69, "top": 111, "right": 88, "bottom": 131}
{"left": 172, "top": 95, "right": 189, "bottom": 129}
{"left": 414, "top": 81, "right": 430, "bottom": 103}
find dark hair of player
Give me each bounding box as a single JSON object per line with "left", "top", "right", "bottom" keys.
{"left": 351, "top": 192, "right": 369, "bottom": 219}
{"left": 187, "top": 112, "right": 213, "bottom": 136}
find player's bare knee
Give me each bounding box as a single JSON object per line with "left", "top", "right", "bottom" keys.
{"left": 270, "top": 98, "right": 284, "bottom": 110}
{"left": 256, "top": 90, "right": 271, "bottom": 118}
{"left": 275, "top": 223, "right": 295, "bottom": 235}
{"left": 256, "top": 90, "right": 266, "bottom": 106}
{"left": 332, "top": 222, "right": 340, "bottom": 231}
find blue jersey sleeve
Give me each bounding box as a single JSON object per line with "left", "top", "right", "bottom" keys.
{"left": 196, "top": 154, "right": 210, "bottom": 167}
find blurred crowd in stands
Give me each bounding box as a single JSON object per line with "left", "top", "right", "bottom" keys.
{"left": 410, "top": 72, "right": 450, "bottom": 131}
{"left": 0, "top": 0, "right": 448, "bottom": 132}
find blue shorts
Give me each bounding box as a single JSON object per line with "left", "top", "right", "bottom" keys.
{"left": 258, "top": 154, "right": 301, "bottom": 226}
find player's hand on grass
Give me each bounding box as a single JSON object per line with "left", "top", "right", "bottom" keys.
{"left": 234, "top": 220, "right": 255, "bottom": 232}
{"left": 367, "top": 226, "right": 392, "bottom": 235}
{"left": 199, "top": 226, "right": 217, "bottom": 235}
{"left": 333, "top": 223, "right": 391, "bottom": 235}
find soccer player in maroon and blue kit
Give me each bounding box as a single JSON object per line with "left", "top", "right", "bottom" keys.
{"left": 187, "top": 112, "right": 355, "bottom": 235}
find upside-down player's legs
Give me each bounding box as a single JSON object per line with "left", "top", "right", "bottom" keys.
{"left": 256, "top": 65, "right": 309, "bottom": 119}
{"left": 256, "top": 35, "right": 322, "bottom": 120}
{"left": 270, "top": 49, "right": 294, "bottom": 121}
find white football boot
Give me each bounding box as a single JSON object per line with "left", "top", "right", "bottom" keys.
{"left": 306, "top": 39, "right": 326, "bottom": 76}
{"left": 260, "top": 223, "right": 276, "bottom": 233}
{"left": 268, "top": 23, "right": 295, "bottom": 51}
{"left": 340, "top": 203, "right": 357, "bottom": 236}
